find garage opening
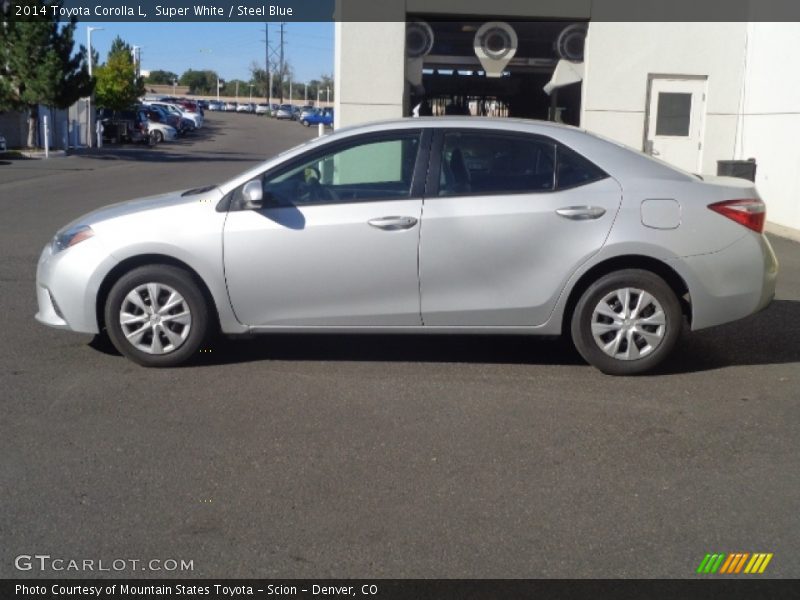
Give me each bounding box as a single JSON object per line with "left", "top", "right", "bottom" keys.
{"left": 405, "top": 19, "right": 587, "bottom": 126}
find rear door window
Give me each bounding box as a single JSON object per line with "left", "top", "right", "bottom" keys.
{"left": 436, "top": 131, "right": 607, "bottom": 196}
{"left": 438, "top": 132, "right": 556, "bottom": 196}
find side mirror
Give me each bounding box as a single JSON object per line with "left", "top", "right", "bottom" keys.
{"left": 242, "top": 180, "right": 263, "bottom": 209}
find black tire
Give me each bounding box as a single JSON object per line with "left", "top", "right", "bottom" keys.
{"left": 570, "top": 269, "right": 683, "bottom": 375}
{"left": 104, "top": 265, "right": 210, "bottom": 367}
{"left": 152, "top": 130, "right": 163, "bottom": 144}
{"left": 302, "top": 120, "right": 310, "bottom": 127}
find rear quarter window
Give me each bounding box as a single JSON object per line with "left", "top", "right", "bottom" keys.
{"left": 555, "top": 144, "right": 608, "bottom": 190}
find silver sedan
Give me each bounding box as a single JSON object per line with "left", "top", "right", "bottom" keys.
{"left": 35, "top": 118, "right": 778, "bottom": 374}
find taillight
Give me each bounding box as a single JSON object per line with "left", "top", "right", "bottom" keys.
{"left": 708, "top": 199, "right": 766, "bottom": 233}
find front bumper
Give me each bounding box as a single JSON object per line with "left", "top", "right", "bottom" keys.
{"left": 35, "top": 238, "right": 119, "bottom": 334}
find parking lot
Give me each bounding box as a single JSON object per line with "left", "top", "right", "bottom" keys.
{"left": 1, "top": 111, "right": 799, "bottom": 578}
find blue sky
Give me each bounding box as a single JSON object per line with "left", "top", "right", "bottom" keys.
{"left": 79, "top": 22, "right": 334, "bottom": 83}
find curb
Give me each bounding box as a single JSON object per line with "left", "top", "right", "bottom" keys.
{"left": 17, "top": 149, "right": 68, "bottom": 159}
{"left": 766, "top": 222, "right": 800, "bottom": 244}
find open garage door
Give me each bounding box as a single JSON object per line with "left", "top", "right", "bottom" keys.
{"left": 405, "top": 20, "right": 587, "bottom": 125}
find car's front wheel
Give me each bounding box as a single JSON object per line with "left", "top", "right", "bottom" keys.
{"left": 570, "top": 269, "right": 683, "bottom": 375}
{"left": 104, "top": 265, "right": 210, "bottom": 367}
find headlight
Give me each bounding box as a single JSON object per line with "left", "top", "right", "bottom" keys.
{"left": 52, "top": 224, "right": 94, "bottom": 254}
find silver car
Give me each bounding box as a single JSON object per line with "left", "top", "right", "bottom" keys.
{"left": 35, "top": 118, "right": 778, "bottom": 374}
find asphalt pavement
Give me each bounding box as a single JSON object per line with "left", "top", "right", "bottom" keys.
{"left": 1, "top": 112, "right": 799, "bottom": 579}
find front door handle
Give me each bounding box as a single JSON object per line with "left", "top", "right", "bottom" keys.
{"left": 555, "top": 206, "right": 607, "bottom": 220}
{"left": 367, "top": 216, "right": 418, "bottom": 230}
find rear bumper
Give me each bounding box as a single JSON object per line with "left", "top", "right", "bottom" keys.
{"left": 669, "top": 233, "right": 778, "bottom": 331}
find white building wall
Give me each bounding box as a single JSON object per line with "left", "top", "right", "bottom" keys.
{"left": 737, "top": 23, "right": 800, "bottom": 231}
{"left": 581, "top": 22, "right": 748, "bottom": 174}
{"left": 334, "top": 21, "right": 406, "bottom": 128}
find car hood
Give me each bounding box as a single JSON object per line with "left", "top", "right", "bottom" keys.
{"left": 62, "top": 187, "right": 223, "bottom": 230}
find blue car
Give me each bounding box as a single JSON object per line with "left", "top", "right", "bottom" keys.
{"left": 300, "top": 108, "right": 333, "bottom": 127}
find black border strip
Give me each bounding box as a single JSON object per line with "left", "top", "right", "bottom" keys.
{"left": 8, "top": 0, "right": 800, "bottom": 23}
{"left": 4, "top": 578, "right": 800, "bottom": 600}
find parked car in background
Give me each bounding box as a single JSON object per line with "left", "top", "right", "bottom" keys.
{"left": 141, "top": 105, "right": 185, "bottom": 135}
{"left": 0, "top": 133, "right": 6, "bottom": 152}
{"left": 147, "top": 121, "right": 177, "bottom": 144}
{"left": 274, "top": 104, "right": 295, "bottom": 120}
{"left": 236, "top": 103, "right": 255, "bottom": 113}
{"left": 300, "top": 108, "right": 334, "bottom": 128}
{"left": 208, "top": 101, "right": 223, "bottom": 111}
{"left": 179, "top": 100, "right": 204, "bottom": 117}
{"left": 97, "top": 108, "right": 149, "bottom": 144}
{"left": 146, "top": 102, "right": 201, "bottom": 131}
{"left": 173, "top": 101, "right": 204, "bottom": 126}
{"left": 299, "top": 105, "right": 315, "bottom": 120}
{"left": 34, "top": 118, "right": 778, "bottom": 373}
{"left": 255, "top": 104, "right": 270, "bottom": 116}
{"left": 224, "top": 102, "right": 238, "bottom": 112}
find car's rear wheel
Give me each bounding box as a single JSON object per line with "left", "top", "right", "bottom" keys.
{"left": 105, "top": 265, "right": 209, "bottom": 367}
{"left": 152, "top": 130, "right": 163, "bottom": 144}
{"left": 570, "top": 269, "right": 683, "bottom": 375}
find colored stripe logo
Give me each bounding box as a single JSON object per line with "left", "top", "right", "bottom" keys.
{"left": 697, "top": 553, "right": 773, "bottom": 574}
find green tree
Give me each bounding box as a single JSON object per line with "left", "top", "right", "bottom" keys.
{"left": 146, "top": 70, "right": 179, "bottom": 86}
{"left": 94, "top": 36, "right": 145, "bottom": 112}
{"left": 249, "top": 62, "right": 269, "bottom": 99}
{"left": 219, "top": 79, "right": 250, "bottom": 99}
{"left": 0, "top": 0, "right": 93, "bottom": 147}
{"left": 179, "top": 69, "right": 219, "bottom": 95}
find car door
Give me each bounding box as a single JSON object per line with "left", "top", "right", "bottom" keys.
{"left": 420, "top": 129, "right": 622, "bottom": 327}
{"left": 223, "top": 129, "right": 430, "bottom": 327}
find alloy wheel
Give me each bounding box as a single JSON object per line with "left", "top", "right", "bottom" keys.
{"left": 590, "top": 287, "right": 666, "bottom": 360}
{"left": 118, "top": 283, "right": 192, "bottom": 355}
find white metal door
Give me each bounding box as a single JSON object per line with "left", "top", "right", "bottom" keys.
{"left": 646, "top": 77, "right": 707, "bottom": 173}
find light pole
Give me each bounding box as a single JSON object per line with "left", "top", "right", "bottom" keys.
{"left": 249, "top": 83, "right": 254, "bottom": 103}
{"left": 131, "top": 45, "right": 141, "bottom": 77}
{"left": 268, "top": 72, "right": 273, "bottom": 107}
{"left": 86, "top": 26, "right": 104, "bottom": 148}
{"left": 304, "top": 83, "right": 307, "bottom": 103}
{"left": 326, "top": 86, "right": 330, "bottom": 106}
{"left": 172, "top": 78, "right": 177, "bottom": 96}
{"left": 316, "top": 88, "right": 321, "bottom": 105}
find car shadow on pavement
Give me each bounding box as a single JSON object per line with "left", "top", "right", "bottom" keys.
{"left": 195, "top": 332, "right": 582, "bottom": 368}
{"left": 72, "top": 149, "right": 255, "bottom": 163}
{"left": 87, "top": 300, "right": 799, "bottom": 372}
{"left": 179, "top": 300, "right": 799, "bottom": 373}
{"left": 654, "top": 299, "right": 800, "bottom": 375}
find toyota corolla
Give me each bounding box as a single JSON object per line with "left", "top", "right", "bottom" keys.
{"left": 35, "top": 118, "right": 778, "bottom": 374}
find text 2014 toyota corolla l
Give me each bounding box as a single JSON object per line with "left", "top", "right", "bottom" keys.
{"left": 36, "top": 118, "right": 778, "bottom": 374}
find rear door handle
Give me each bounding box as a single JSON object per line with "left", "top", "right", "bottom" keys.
{"left": 367, "top": 216, "right": 418, "bottom": 230}
{"left": 555, "top": 206, "right": 607, "bottom": 220}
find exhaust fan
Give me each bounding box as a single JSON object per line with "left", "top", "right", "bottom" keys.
{"left": 474, "top": 22, "right": 518, "bottom": 78}
{"left": 555, "top": 23, "right": 587, "bottom": 62}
